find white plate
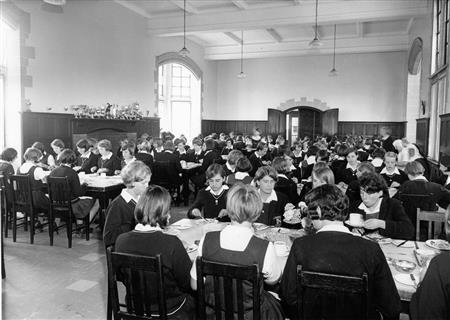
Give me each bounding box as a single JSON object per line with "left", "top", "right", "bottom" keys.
{"left": 284, "top": 218, "right": 302, "bottom": 225}
{"left": 270, "top": 227, "right": 290, "bottom": 234}
{"left": 426, "top": 239, "right": 450, "bottom": 251}
{"left": 344, "top": 220, "right": 364, "bottom": 228}
{"left": 394, "top": 273, "right": 417, "bottom": 287}
{"left": 171, "top": 225, "right": 191, "bottom": 230}
{"left": 253, "top": 223, "right": 269, "bottom": 231}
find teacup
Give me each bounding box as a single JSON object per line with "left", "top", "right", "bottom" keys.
{"left": 274, "top": 241, "right": 289, "bottom": 256}
{"left": 100, "top": 172, "right": 107, "bottom": 178}
{"left": 349, "top": 213, "right": 364, "bottom": 226}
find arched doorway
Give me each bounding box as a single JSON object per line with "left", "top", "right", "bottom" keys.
{"left": 156, "top": 53, "right": 202, "bottom": 142}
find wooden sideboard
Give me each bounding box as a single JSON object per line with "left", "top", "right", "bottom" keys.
{"left": 22, "top": 112, "right": 160, "bottom": 154}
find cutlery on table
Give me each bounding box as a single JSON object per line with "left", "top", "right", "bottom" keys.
{"left": 414, "top": 241, "right": 419, "bottom": 249}
{"left": 410, "top": 273, "right": 418, "bottom": 288}
{"left": 413, "top": 250, "right": 423, "bottom": 267}
{"left": 396, "top": 240, "right": 408, "bottom": 247}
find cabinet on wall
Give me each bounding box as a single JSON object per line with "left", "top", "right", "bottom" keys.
{"left": 22, "top": 112, "right": 160, "bottom": 154}
{"left": 338, "top": 121, "right": 406, "bottom": 139}
{"left": 416, "top": 118, "right": 429, "bottom": 156}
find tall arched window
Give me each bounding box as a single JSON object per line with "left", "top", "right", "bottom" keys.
{"left": 156, "top": 53, "right": 202, "bottom": 142}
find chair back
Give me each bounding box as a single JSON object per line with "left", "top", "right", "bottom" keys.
{"left": 196, "top": 256, "right": 261, "bottom": 320}
{"left": 416, "top": 208, "right": 447, "bottom": 241}
{"left": 106, "top": 247, "right": 167, "bottom": 320}
{"left": 47, "top": 176, "right": 72, "bottom": 212}
{"left": 0, "top": 175, "right": 9, "bottom": 210}
{"left": 10, "top": 175, "right": 34, "bottom": 215}
{"left": 399, "top": 193, "right": 436, "bottom": 226}
{"left": 151, "top": 161, "right": 180, "bottom": 189}
{"left": 297, "top": 265, "right": 369, "bottom": 320}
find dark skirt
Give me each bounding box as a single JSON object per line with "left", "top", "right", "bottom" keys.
{"left": 71, "top": 197, "right": 95, "bottom": 219}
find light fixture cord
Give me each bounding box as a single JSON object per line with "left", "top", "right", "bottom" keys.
{"left": 314, "top": 0, "right": 319, "bottom": 38}
{"left": 333, "top": 24, "right": 336, "bottom": 68}
{"left": 183, "top": 0, "right": 186, "bottom": 48}
{"left": 241, "top": 30, "right": 244, "bottom": 73}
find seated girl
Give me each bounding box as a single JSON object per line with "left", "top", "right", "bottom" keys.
{"left": 94, "top": 139, "right": 121, "bottom": 176}
{"left": 173, "top": 138, "right": 189, "bottom": 162}
{"left": 135, "top": 139, "right": 154, "bottom": 170}
{"left": 115, "top": 185, "right": 195, "bottom": 319}
{"left": 341, "top": 147, "right": 360, "bottom": 185}
{"left": 187, "top": 164, "right": 229, "bottom": 221}
{"left": 226, "top": 157, "right": 253, "bottom": 186}
{"left": 370, "top": 147, "right": 386, "bottom": 173}
{"left": 253, "top": 166, "right": 288, "bottom": 226}
{"left": 0, "top": 147, "right": 18, "bottom": 208}
{"left": 120, "top": 142, "right": 136, "bottom": 168}
{"left": 18, "top": 148, "right": 50, "bottom": 212}
{"left": 31, "top": 141, "right": 55, "bottom": 170}
{"left": 50, "top": 139, "right": 65, "bottom": 165}
{"left": 222, "top": 149, "right": 243, "bottom": 177}
{"left": 353, "top": 172, "right": 414, "bottom": 240}
{"left": 273, "top": 156, "right": 300, "bottom": 205}
{"left": 221, "top": 138, "right": 234, "bottom": 156}
{"left": 103, "top": 161, "right": 151, "bottom": 247}
{"left": 190, "top": 184, "right": 284, "bottom": 320}
{"left": 49, "top": 149, "right": 100, "bottom": 223}
{"left": 74, "top": 138, "right": 99, "bottom": 173}
{"left": 329, "top": 144, "right": 348, "bottom": 183}
{"left": 380, "top": 151, "right": 408, "bottom": 189}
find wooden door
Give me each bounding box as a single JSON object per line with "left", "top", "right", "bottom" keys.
{"left": 267, "top": 108, "right": 286, "bottom": 138}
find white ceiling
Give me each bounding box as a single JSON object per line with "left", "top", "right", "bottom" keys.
{"left": 113, "top": 0, "right": 431, "bottom": 60}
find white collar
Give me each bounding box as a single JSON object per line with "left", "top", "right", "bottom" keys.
{"left": 194, "top": 149, "right": 202, "bottom": 155}
{"left": 259, "top": 189, "right": 278, "bottom": 203}
{"left": 277, "top": 173, "right": 289, "bottom": 179}
{"left": 317, "top": 223, "right": 354, "bottom": 235}
{"left": 306, "top": 156, "right": 316, "bottom": 165}
{"left": 134, "top": 223, "right": 162, "bottom": 232}
{"left": 101, "top": 152, "right": 112, "bottom": 160}
{"left": 371, "top": 158, "right": 384, "bottom": 167}
{"left": 205, "top": 150, "right": 212, "bottom": 155}
{"left": 411, "top": 175, "right": 428, "bottom": 181}
{"left": 235, "top": 172, "right": 249, "bottom": 179}
{"left": 178, "top": 149, "right": 186, "bottom": 155}
{"left": 346, "top": 162, "right": 359, "bottom": 170}
{"left": 164, "top": 150, "right": 173, "bottom": 154}
{"left": 224, "top": 224, "right": 254, "bottom": 235}
{"left": 205, "top": 185, "right": 229, "bottom": 196}
{"left": 358, "top": 197, "right": 383, "bottom": 214}
{"left": 120, "top": 188, "right": 139, "bottom": 204}
{"left": 81, "top": 151, "right": 91, "bottom": 159}
{"left": 380, "top": 167, "right": 400, "bottom": 175}
{"left": 226, "top": 162, "right": 235, "bottom": 172}
{"left": 138, "top": 150, "right": 150, "bottom": 154}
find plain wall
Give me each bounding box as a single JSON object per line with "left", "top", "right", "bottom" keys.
{"left": 213, "top": 51, "right": 408, "bottom": 121}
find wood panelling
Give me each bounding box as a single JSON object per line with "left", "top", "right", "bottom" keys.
{"left": 439, "top": 114, "right": 450, "bottom": 167}
{"left": 201, "top": 120, "right": 268, "bottom": 136}
{"left": 416, "top": 118, "right": 429, "bottom": 156}
{"left": 22, "top": 112, "right": 160, "bottom": 154}
{"left": 338, "top": 121, "right": 406, "bottom": 139}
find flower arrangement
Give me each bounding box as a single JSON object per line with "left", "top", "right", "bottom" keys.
{"left": 71, "top": 102, "right": 143, "bottom": 120}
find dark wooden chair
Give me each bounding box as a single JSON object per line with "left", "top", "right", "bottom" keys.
{"left": 10, "top": 175, "right": 36, "bottom": 244}
{"left": 297, "top": 265, "right": 369, "bottom": 320}
{"left": 47, "top": 176, "right": 90, "bottom": 248}
{"left": 151, "top": 161, "right": 181, "bottom": 205}
{"left": 0, "top": 174, "right": 12, "bottom": 238}
{"left": 195, "top": 256, "right": 262, "bottom": 320}
{"left": 106, "top": 247, "right": 168, "bottom": 320}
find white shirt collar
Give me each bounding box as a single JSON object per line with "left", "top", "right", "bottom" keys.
{"left": 380, "top": 167, "right": 400, "bottom": 175}
{"left": 134, "top": 223, "right": 162, "bottom": 232}
{"left": 101, "top": 152, "right": 112, "bottom": 160}
{"left": 81, "top": 151, "right": 91, "bottom": 159}
{"left": 235, "top": 172, "right": 249, "bottom": 179}
{"left": 306, "top": 156, "right": 316, "bottom": 165}
{"left": 346, "top": 162, "right": 359, "bottom": 170}
{"left": 411, "top": 175, "right": 428, "bottom": 181}
{"left": 120, "top": 188, "right": 139, "bottom": 204}
{"left": 226, "top": 162, "right": 235, "bottom": 173}
{"left": 277, "top": 173, "right": 288, "bottom": 179}
{"left": 317, "top": 223, "right": 353, "bottom": 235}
{"left": 259, "top": 189, "right": 278, "bottom": 203}
{"left": 164, "top": 150, "right": 173, "bottom": 153}
{"left": 358, "top": 197, "right": 383, "bottom": 214}
{"left": 371, "top": 158, "right": 384, "bottom": 167}
{"left": 205, "top": 185, "right": 229, "bottom": 196}
{"left": 178, "top": 149, "right": 186, "bottom": 155}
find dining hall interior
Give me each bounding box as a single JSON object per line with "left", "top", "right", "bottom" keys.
{"left": 1, "top": 0, "right": 450, "bottom": 319}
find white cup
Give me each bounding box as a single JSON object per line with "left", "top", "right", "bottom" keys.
{"left": 100, "top": 172, "right": 107, "bottom": 178}
{"left": 273, "top": 241, "right": 289, "bottom": 256}
{"left": 349, "top": 213, "right": 363, "bottom": 226}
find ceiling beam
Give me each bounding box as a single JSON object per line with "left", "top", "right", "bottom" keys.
{"left": 113, "top": 0, "right": 152, "bottom": 19}
{"left": 266, "top": 28, "right": 283, "bottom": 42}
{"left": 204, "top": 34, "right": 409, "bottom": 60}
{"left": 168, "top": 0, "right": 199, "bottom": 14}
{"left": 148, "top": 0, "right": 429, "bottom": 36}
{"left": 231, "top": 0, "right": 249, "bottom": 10}
{"left": 224, "top": 32, "right": 242, "bottom": 44}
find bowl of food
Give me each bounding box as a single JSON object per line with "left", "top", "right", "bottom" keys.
{"left": 394, "top": 260, "right": 416, "bottom": 273}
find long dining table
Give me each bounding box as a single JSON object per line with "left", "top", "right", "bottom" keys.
{"left": 165, "top": 218, "right": 443, "bottom": 303}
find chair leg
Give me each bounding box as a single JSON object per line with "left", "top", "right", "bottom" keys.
{"left": 12, "top": 210, "right": 17, "bottom": 242}
{"left": 24, "top": 211, "right": 28, "bottom": 232}
{"left": 4, "top": 207, "right": 9, "bottom": 239}
{"left": 85, "top": 215, "right": 90, "bottom": 241}
{"left": 30, "top": 210, "right": 35, "bottom": 245}
{"left": 107, "top": 283, "right": 112, "bottom": 320}
{"left": 67, "top": 214, "right": 72, "bottom": 248}
{"left": 49, "top": 210, "right": 54, "bottom": 246}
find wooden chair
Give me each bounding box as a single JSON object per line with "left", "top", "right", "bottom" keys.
{"left": 47, "top": 176, "right": 90, "bottom": 248}
{"left": 398, "top": 193, "right": 436, "bottom": 226}
{"left": 416, "top": 207, "right": 448, "bottom": 241}
{"left": 195, "top": 256, "right": 262, "bottom": 320}
{"left": 151, "top": 161, "right": 181, "bottom": 205}
{"left": 10, "top": 175, "right": 36, "bottom": 244}
{"left": 297, "top": 265, "right": 369, "bottom": 320}
{"left": 106, "top": 247, "right": 168, "bottom": 320}
{"left": 0, "top": 174, "right": 12, "bottom": 238}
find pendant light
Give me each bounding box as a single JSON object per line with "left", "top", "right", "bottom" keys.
{"left": 309, "top": 0, "right": 322, "bottom": 48}
{"left": 237, "top": 30, "right": 246, "bottom": 79}
{"left": 329, "top": 24, "right": 338, "bottom": 76}
{"left": 179, "top": 0, "right": 190, "bottom": 57}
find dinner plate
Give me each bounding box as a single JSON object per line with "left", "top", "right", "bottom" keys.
{"left": 253, "top": 223, "right": 269, "bottom": 231}
{"left": 344, "top": 220, "right": 364, "bottom": 228}
{"left": 394, "top": 273, "right": 417, "bottom": 287}
{"left": 426, "top": 239, "right": 450, "bottom": 251}
{"left": 394, "top": 260, "right": 416, "bottom": 273}
{"left": 171, "top": 224, "right": 191, "bottom": 230}
{"left": 270, "top": 227, "right": 290, "bottom": 234}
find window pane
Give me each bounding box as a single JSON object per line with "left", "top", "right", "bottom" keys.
{"left": 172, "top": 65, "right": 181, "bottom": 77}
{"left": 172, "top": 77, "right": 181, "bottom": 87}
{"left": 181, "top": 88, "right": 190, "bottom": 97}
{"left": 172, "top": 87, "right": 181, "bottom": 97}
{"left": 181, "top": 77, "right": 190, "bottom": 88}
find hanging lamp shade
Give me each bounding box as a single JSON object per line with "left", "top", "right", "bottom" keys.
{"left": 309, "top": 0, "right": 322, "bottom": 48}
{"left": 237, "top": 30, "right": 246, "bottom": 79}
{"left": 179, "top": 0, "right": 190, "bottom": 57}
